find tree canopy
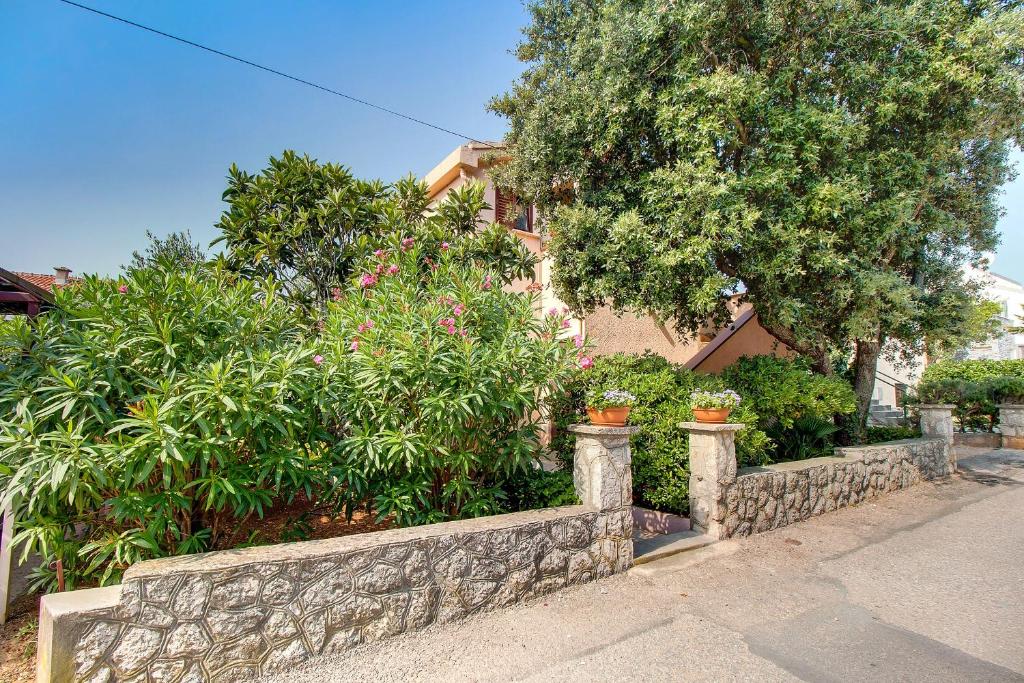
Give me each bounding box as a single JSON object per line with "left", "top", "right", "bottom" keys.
{"left": 491, "top": 0, "right": 1024, "bottom": 430}
{"left": 213, "top": 150, "right": 535, "bottom": 316}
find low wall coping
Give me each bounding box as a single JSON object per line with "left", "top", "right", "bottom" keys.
{"left": 737, "top": 437, "right": 948, "bottom": 476}
{"left": 917, "top": 404, "right": 957, "bottom": 409}
{"left": 124, "top": 505, "right": 592, "bottom": 580}
{"left": 997, "top": 403, "right": 1024, "bottom": 409}
{"left": 567, "top": 425, "right": 640, "bottom": 436}
{"left": 678, "top": 422, "right": 745, "bottom": 432}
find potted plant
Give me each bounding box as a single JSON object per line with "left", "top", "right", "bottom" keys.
{"left": 586, "top": 388, "right": 637, "bottom": 427}
{"left": 690, "top": 389, "right": 741, "bottom": 423}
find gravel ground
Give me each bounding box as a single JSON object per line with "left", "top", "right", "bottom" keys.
{"left": 255, "top": 448, "right": 1024, "bottom": 683}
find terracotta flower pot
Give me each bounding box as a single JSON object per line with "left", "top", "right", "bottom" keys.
{"left": 693, "top": 407, "right": 732, "bottom": 423}
{"left": 587, "top": 406, "right": 631, "bottom": 427}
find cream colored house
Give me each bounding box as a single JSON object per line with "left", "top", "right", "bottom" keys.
{"left": 424, "top": 141, "right": 792, "bottom": 371}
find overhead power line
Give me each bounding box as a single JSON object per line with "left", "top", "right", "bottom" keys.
{"left": 55, "top": 0, "right": 497, "bottom": 148}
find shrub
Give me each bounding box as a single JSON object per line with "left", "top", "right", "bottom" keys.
{"left": 721, "top": 355, "right": 857, "bottom": 431}
{"left": 766, "top": 416, "right": 840, "bottom": 461}
{"left": 501, "top": 466, "right": 579, "bottom": 511}
{"left": 862, "top": 425, "right": 921, "bottom": 444}
{"left": 913, "top": 375, "right": 1024, "bottom": 431}
{"left": 0, "top": 263, "right": 323, "bottom": 589}
{"left": 317, "top": 232, "right": 582, "bottom": 527}
{"left": 921, "top": 359, "right": 1024, "bottom": 383}
{"left": 549, "top": 353, "right": 769, "bottom": 516}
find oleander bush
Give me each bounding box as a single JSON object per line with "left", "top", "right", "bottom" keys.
{"left": 316, "top": 232, "right": 584, "bottom": 526}
{"left": 0, "top": 263, "right": 324, "bottom": 589}
{"left": 0, "top": 169, "right": 568, "bottom": 590}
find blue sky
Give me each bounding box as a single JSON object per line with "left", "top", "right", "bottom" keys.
{"left": 1, "top": 1, "right": 1022, "bottom": 281}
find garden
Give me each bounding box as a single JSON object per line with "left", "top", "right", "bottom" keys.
{"left": 0, "top": 152, "right": 1015, "bottom": 600}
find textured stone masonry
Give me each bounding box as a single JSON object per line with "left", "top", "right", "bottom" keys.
{"left": 721, "top": 438, "right": 952, "bottom": 538}
{"left": 683, "top": 420, "right": 955, "bottom": 540}
{"left": 999, "top": 404, "right": 1024, "bottom": 449}
{"left": 39, "top": 425, "right": 635, "bottom": 682}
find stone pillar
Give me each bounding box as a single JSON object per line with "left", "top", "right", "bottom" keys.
{"left": 998, "top": 404, "right": 1024, "bottom": 450}
{"left": 918, "top": 404, "right": 955, "bottom": 441}
{"left": 568, "top": 425, "right": 638, "bottom": 511}
{"left": 680, "top": 422, "right": 743, "bottom": 540}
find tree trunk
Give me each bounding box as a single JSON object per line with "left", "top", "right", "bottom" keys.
{"left": 758, "top": 320, "right": 832, "bottom": 375}
{"left": 850, "top": 337, "right": 883, "bottom": 443}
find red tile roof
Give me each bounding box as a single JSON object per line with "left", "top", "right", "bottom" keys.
{"left": 13, "top": 272, "right": 80, "bottom": 291}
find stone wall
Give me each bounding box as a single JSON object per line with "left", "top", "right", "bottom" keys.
{"left": 721, "top": 438, "right": 952, "bottom": 538}
{"left": 683, "top": 420, "right": 956, "bottom": 540}
{"left": 38, "top": 425, "right": 636, "bottom": 682}
{"left": 56, "top": 507, "right": 630, "bottom": 683}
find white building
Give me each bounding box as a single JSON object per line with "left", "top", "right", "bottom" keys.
{"left": 963, "top": 269, "right": 1024, "bottom": 360}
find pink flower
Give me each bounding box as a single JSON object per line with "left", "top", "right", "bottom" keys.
{"left": 561, "top": 319, "right": 571, "bottom": 329}
{"left": 331, "top": 287, "right": 342, "bottom": 301}
{"left": 482, "top": 275, "right": 492, "bottom": 290}
{"left": 401, "top": 237, "right": 415, "bottom": 252}
{"left": 441, "top": 241, "right": 450, "bottom": 251}
{"left": 374, "top": 249, "right": 386, "bottom": 259}
{"left": 453, "top": 303, "right": 465, "bottom": 317}
{"left": 387, "top": 264, "right": 400, "bottom": 275}
{"left": 438, "top": 317, "right": 455, "bottom": 328}
{"left": 447, "top": 325, "right": 457, "bottom": 335}
{"left": 573, "top": 334, "right": 585, "bottom": 349}
{"left": 118, "top": 284, "right": 128, "bottom": 294}
{"left": 313, "top": 354, "right": 324, "bottom": 365}
{"left": 548, "top": 307, "right": 559, "bottom": 317}
{"left": 360, "top": 273, "right": 378, "bottom": 288}
{"left": 357, "top": 319, "right": 375, "bottom": 333}
{"left": 459, "top": 329, "right": 467, "bottom": 337}
{"left": 579, "top": 356, "right": 594, "bottom": 370}
{"left": 350, "top": 340, "right": 359, "bottom": 351}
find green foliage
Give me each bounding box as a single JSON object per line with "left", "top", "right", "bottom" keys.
{"left": 862, "top": 425, "right": 922, "bottom": 445}
{"left": 0, "top": 264, "right": 323, "bottom": 589}
{"left": 921, "top": 359, "right": 1024, "bottom": 383}
{"left": 501, "top": 466, "right": 579, "bottom": 511}
{"left": 213, "top": 151, "right": 535, "bottom": 317}
{"left": 722, "top": 356, "right": 857, "bottom": 430}
{"left": 549, "top": 353, "right": 769, "bottom": 516}
{"left": 493, "top": 0, "right": 1024, "bottom": 430}
{"left": 127, "top": 230, "right": 206, "bottom": 271}
{"left": 317, "top": 231, "right": 583, "bottom": 527}
{"left": 766, "top": 416, "right": 840, "bottom": 462}
{"left": 914, "top": 374, "right": 1024, "bottom": 431}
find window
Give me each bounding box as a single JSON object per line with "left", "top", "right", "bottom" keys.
{"left": 494, "top": 187, "right": 533, "bottom": 233}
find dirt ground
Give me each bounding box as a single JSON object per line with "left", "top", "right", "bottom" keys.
{"left": 0, "top": 594, "right": 39, "bottom": 683}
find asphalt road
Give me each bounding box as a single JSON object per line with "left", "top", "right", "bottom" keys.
{"left": 257, "top": 448, "right": 1024, "bottom": 682}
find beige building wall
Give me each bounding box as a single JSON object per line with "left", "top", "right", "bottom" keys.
{"left": 689, "top": 314, "right": 794, "bottom": 374}
{"left": 583, "top": 307, "right": 705, "bottom": 364}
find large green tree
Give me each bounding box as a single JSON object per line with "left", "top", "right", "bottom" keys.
{"left": 491, "top": 0, "right": 1024, "bottom": 433}
{"left": 214, "top": 150, "right": 534, "bottom": 316}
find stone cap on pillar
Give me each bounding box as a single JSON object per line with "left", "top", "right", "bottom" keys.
{"left": 678, "top": 422, "right": 745, "bottom": 432}
{"left": 568, "top": 425, "right": 640, "bottom": 436}
{"left": 916, "top": 404, "right": 956, "bottom": 410}
{"left": 996, "top": 404, "right": 1024, "bottom": 409}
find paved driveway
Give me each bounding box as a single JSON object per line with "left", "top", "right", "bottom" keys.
{"left": 258, "top": 449, "right": 1024, "bottom": 682}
